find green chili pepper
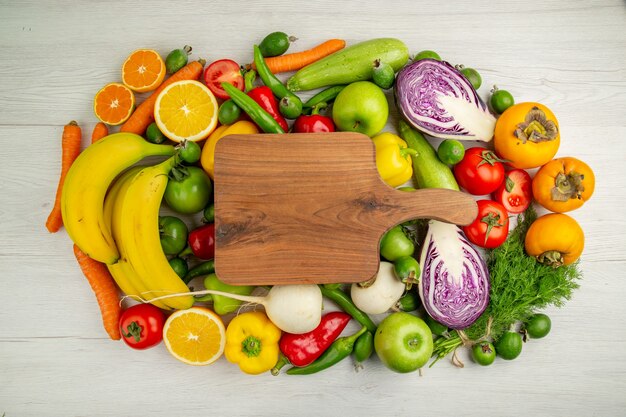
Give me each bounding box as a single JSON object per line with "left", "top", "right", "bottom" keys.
{"left": 221, "top": 82, "right": 284, "bottom": 134}
{"left": 253, "top": 45, "right": 302, "bottom": 118}
{"left": 286, "top": 327, "right": 366, "bottom": 375}
{"left": 353, "top": 331, "right": 374, "bottom": 367}
{"left": 319, "top": 286, "right": 376, "bottom": 333}
{"left": 184, "top": 259, "right": 215, "bottom": 284}
{"left": 322, "top": 282, "right": 342, "bottom": 290}
{"left": 303, "top": 85, "right": 346, "bottom": 109}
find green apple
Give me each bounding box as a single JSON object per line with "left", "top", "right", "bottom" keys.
{"left": 332, "top": 81, "right": 388, "bottom": 137}
{"left": 374, "top": 312, "right": 433, "bottom": 373}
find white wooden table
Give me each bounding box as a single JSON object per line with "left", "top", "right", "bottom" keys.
{"left": 1, "top": 1, "right": 625, "bottom": 416}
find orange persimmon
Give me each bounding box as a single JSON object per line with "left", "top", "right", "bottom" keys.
{"left": 494, "top": 102, "right": 560, "bottom": 169}
{"left": 532, "top": 157, "right": 595, "bottom": 213}
{"left": 525, "top": 213, "right": 584, "bottom": 267}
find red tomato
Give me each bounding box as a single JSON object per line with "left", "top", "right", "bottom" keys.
{"left": 463, "top": 200, "right": 509, "bottom": 249}
{"left": 203, "top": 59, "right": 244, "bottom": 100}
{"left": 119, "top": 304, "right": 165, "bottom": 350}
{"left": 453, "top": 147, "right": 506, "bottom": 195}
{"left": 493, "top": 169, "right": 533, "bottom": 213}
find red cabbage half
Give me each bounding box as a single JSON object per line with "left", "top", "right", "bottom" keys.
{"left": 395, "top": 59, "right": 496, "bottom": 141}
{"left": 418, "top": 221, "right": 490, "bottom": 330}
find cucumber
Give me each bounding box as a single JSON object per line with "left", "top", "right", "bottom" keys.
{"left": 398, "top": 120, "right": 460, "bottom": 191}
{"left": 286, "top": 38, "right": 409, "bottom": 92}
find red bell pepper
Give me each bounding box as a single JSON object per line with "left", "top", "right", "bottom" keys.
{"left": 245, "top": 70, "right": 289, "bottom": 132}
{"left": 187, "top": 223, "right": 215, "bottom": 260}
{"left": 271, "top": 311, "right": 351, "bottom": 374}
{"left": 293, "top": 102, "right": 335, "bottom": 133}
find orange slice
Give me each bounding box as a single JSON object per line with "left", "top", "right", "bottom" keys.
{"left": 93, "top": 82, "right": 135, "bottom": 126}
{"left": 122, "top": 49, "right": 166, "bottom": 93}
{"left": 163, "top": 307, "right": 226, "bottom": 366}
{"left": 154, "top": 80, "right": 218, "bottom": 142}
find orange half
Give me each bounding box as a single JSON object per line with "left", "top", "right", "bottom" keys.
{"left": 154, "top": 80, "right": 218, "bottom": 142}
{"left": 122, "top": 49, "right": 166, "bottom": 93}
{"left": 163, "top": 307, "right": 226, "bottom": 366}
{"left": 93, "top": 82, "right": 135, "bottom": 125}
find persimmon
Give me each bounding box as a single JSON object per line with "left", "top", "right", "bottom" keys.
{"left": 533, "top": 157, "right": 595, "bottom": 213}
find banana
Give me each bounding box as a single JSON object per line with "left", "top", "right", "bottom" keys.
{"left": 61, "top": 132, "right": 175, "bottom": 264}
{"left": 117, "top": 157, "right": 194, "bottom": 310}
{"left": 107, "top": 166, "right": 171, "bottom": 310}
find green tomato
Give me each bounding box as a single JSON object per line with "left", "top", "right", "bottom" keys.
{"left": 490, "top": 87, "right": 515, "bottom": 114}
{"left": 495, "top": 331, "right": 523, "bottom": 360}
{"left": 525, "top": 313, "right": 551, "bottom": 339}
{"left": 374, "top": 312, "right": 433, "bottom": 373}
{"left": 158, "top": 216, "right": 188, "bottom": 255}
{"left": 168, "top": 257, "right": 188, "bottom": 279}
{"left": 414, "top": 50, "right": 441, "bottom": 61}
{"left": 145, "top": 122, "right": 167, "bottom": 144}
{"left": 459, "top": 67, "right": 482, "bottom": 90}
{"left": 380, "top": 225, "right": 414, "bottom": 261}
{"left": 471, "top": 341, "right": 496, "bottom": 366}
{"left": 164, "top": 166, "right": 213, "bottom": 214}
{"left": 177, "top": 140, "right": 201, "bottom": 164}
{"left": 437, "top": 139, "right": 465, "bottom": 165}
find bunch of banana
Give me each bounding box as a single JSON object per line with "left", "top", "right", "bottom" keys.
{"left": 106, "top": 156, "right": 194, "bottom": 310}
{"left": 61, "top": 132, "right": 175, "bottom": 264}
{"left": 62, "top": 132, "right": 193, "bottom": 310}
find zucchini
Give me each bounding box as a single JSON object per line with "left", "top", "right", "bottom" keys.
{"left": 398, "top": 120, "right": 459, "bottom": 191}
{"left": 286, "top": 38, "right": 409, "bottom": 92}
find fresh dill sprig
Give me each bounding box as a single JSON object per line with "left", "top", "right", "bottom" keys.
{"left": 431, "top": 206, "right": 583, "bottom": 364}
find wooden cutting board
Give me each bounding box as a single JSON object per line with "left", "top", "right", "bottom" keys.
{"left": 213, "top": 132, "right": 477, "bottom": 285}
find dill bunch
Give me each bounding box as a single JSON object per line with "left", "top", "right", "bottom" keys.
{"left": 463, "top": 206, "right": 582, "bottom": 340}
{"left": 431, "top": 206, "right": 583, "bottom": 364}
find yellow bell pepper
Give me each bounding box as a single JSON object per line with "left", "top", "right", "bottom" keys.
{"left": 224, "top": 311, "right": 281, "bottom": 375}
{"left": 372, "top": 132, "right": 418, "bottom": 187}
{"left": 200, "top": 120, "right": 259, "bottom": 179}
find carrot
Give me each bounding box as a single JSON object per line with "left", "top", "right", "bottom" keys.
{"left": 91, "top": 122, "right": 109, "bottom": 144}
{"left": 45, "top": 121, "right": 82, "bottom": 233}
{"left": 73, "top": 244, "right": 122, "bottom": 340}
{"left": 120, "top": 59, "right": 206, "bottom": 135}
{"left": 252, "top": 39, "right": 346, "bottom": 74}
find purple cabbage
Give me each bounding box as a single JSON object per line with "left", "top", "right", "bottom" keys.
{"left": 418, "top": 221, "right": 490, "bottom": 330}
{"left": 395, "top": 59, "right": 496, "bottom": 141}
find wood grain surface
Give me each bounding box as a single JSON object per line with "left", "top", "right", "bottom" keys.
{"left": 214, "top": 133, "right": 476, "bottom": 284}
{"left": 1, "top": 1, "right": 625, "bottom": 417}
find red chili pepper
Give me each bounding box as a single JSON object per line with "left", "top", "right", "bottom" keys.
{"left": 272, "top": 311, "right": 351, "bottom": 374}
{"left": 187, "top": 223, "right": 215, "bottom": 260}
{"left": 293, "top": 102, "right": 335, "bottom": 133}
{"left": 245, "top": 70, "right": 289, "bottom": 132}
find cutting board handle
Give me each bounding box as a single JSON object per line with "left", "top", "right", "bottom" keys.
{"left": 365, "top": 187, "right": 478, "bottom": 232}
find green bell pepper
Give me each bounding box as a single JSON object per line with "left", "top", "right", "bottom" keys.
{"left": 195, "top": 273, "right": 255, "bottom": 315}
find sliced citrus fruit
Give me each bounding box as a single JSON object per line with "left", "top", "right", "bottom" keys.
{"left": 154, "top": 80, "right": 218, "bottom": 142}
{"left": 93, "top": 82, "right": 135, "bottom": 125}
{"left": 121, "top": 49, "right": 166, "bottom": 93}
{"left": 163, "top": 307, "right": 225, "bottom": 366}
